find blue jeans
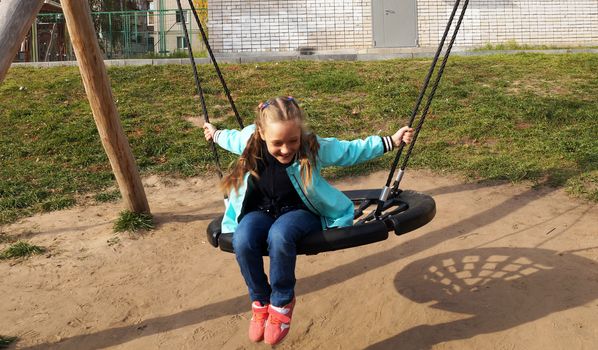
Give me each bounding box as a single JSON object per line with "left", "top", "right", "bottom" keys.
{"left": 233, "top": 209, "right": 321, "bottom": 307}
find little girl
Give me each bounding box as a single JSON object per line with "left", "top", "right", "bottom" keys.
{"left": 203, "top": 96, "right": 413, "bottom": 345}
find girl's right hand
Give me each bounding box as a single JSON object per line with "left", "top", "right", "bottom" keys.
{"left": 203, "top": 122, "right": 217, "bottom": 141}
{"left": 391, "top": 126, "right": 414, "bottom": 146}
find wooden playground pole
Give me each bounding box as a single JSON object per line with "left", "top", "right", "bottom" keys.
{"left": 0, "top": 0, "right": 44, "bottom": 83}
{"left": 61, "top": 0, "right": 151, "bottom": 214}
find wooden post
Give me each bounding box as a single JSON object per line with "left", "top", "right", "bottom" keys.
{"left": 61, "top": 0, "right": 150, "bottom": 214}
{"left": 0, "top": 0, "right": 44, "bottom": 83}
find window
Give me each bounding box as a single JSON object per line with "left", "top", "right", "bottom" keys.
{"left": 147, "top": 37, "right": 155, "bottom": 51}
{"left": 147, "top": 2, "right": 155, "bottom": 26}
{"left": 175, "top": 10, "right": 187, "bottom": 23}
{"left": 177, "top": 36, "right": 188, "bottom": 49}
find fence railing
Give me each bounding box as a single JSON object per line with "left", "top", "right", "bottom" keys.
{"left": 17, "top": 9, "right": 208, "bottom": 63}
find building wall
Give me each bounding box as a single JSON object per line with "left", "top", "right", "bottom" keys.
{"left": 207, "top": 0, "right": 598, "bottom": 53}
{"left": 152, "top": 0, "right": 207, "bottom": 54}
{"left": 208, "top": 0, "right": 372, "bottom": 52}
{"left": 418, "top": 0, "right": 598, "bottom": 48}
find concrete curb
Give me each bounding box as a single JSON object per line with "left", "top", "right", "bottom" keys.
{"left": 10, "top": 48, "right": 598, "bottom": 68}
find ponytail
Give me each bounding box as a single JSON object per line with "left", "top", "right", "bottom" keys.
{"left": 220, "top": 132, "right": 263, "bottom": 194}
{"left": 298, "top": 132, "right": 319, "bottom": 189}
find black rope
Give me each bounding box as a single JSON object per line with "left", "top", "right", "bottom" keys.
{"left": 372, "top": 0, "right": 470, "bottom": 219}
{"left": 176, "top": 0, "right": 468, "bottom": 220}
{"left": 176, "top": 0, "right": 224, "bottom": 178}
{"left": 382, "top": 0, "right": 462, "bottom": 190}
{"left": 397, "top": 0, "right": 470, "bottom": 188}
{"left": 186, "top": 0, "right": 243, "bottom": 129}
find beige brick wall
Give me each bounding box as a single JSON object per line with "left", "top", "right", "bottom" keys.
{"left": 418, "top": 0, "right": 598, "bottom": 48}
{"left": 208, "top": 0, "right": 372, "bottom": 52}
{"left": 207, "top": 0, "right": 598, "bottom": 52}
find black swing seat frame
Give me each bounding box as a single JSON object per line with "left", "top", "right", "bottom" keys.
{"left": 206, "top": 189, "right": 435, "bottom": 255}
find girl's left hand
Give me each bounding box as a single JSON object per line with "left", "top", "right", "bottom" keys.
{"left": 203, "top": 122, "right": 217, "bottom": 141}
{"left": 391, "top": 126, "right": 415, "bottom": 146}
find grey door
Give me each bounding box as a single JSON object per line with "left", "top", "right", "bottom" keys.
{"left": 372, "top": 0, "right": 418, "bottom": 47}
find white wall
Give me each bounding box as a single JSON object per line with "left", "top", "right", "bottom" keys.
{"left": 207, "top": 0, "right": 598, "bottom": 52}
{"left": 208, "top": 0, "right": 372, "bottom": 53}
{"left": 418, "top": 0, "right": 598, "bottom": 48}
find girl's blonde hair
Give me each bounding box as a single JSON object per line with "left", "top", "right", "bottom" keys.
{"left": 221, "top": 96, "right": 319, "bottom": 194}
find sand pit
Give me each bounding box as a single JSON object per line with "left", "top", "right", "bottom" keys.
{"left": 1, "top": 170, "right": 597, "bottom": 349}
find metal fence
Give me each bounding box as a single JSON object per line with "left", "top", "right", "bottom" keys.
{"left": 19, "top": 8, "right": 208, "bottom": 63}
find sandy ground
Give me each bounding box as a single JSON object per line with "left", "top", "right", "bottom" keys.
{"left": 1, "top": 170, "right": 597, "bottom": 350}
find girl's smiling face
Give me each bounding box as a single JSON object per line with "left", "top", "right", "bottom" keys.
{"left": 260, "top": 120, "right": 302, "bottom": 164}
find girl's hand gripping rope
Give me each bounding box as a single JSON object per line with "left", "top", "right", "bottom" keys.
{"left": 204, "top": 122, "right": 217, "bottom": 141}
{"left": 391, "top": 126, "right": 414, "bottom": 147}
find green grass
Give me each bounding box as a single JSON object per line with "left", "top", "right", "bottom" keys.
{"left": 471, "top": 40, "right": 597, "bottom": 51}
{"left": 0, "top": 232, "right": 15, "bottom": 244}
{"left": 113, "top": 210, "right": 155, "bottom": 233}
{"left": 0, "top": 335, "right": 18, "bottom": 348}
{"left": 0, "top": 241, "right": 46, "bottom": 259}
{"left": 94, "top": 190, "right": 121, "bottom": 203}
{"left": 1, "top": 53, "right": 597, "bottom": 225}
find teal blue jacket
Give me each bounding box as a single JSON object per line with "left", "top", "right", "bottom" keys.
{"left": 214, "top": 124, "right": 394, "bottom": 233}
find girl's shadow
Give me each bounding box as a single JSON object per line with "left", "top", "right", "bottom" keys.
{"left": 367, "top": 247, "right": 598, "bottom": 349}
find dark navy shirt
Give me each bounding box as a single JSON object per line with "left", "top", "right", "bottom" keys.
{"left": 245, "top": 142, "right": 307, "bottom": 217}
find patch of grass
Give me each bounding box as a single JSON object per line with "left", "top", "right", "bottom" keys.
{"left": 94, "top": 190, "right": 121, "bottom": 203}
{"left": 0, "top": 335, "right": 18, "bottom": 348}
{"left": 107, "top": 235, "right": 121, "bottom": 246}
{"left": 0, "top": 241, "right": 46, "bottom": 260}
{"left": 0, "top": 53, "right": 596, "bottom": 226}
{"left": 41, "top": 196, "right": 77, "bottom": 211}
{"left": 0, "top": 233, "right": 16, "bottom": 244}
{"left": 472, "top": 40, "right": 568, "bottom": 51}
{"left": 302, "top": 63, "right": 363, "bottom": 93}
{"left": 566, "top": 171, "right": 598, "bottom": 202}
{"left": 113, "top": 210, "right": 155, "bottom": 233}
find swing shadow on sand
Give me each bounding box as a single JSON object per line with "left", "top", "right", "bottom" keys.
{"left": 365, "top": 247, "right": 598, "bottom": 350}
{"left": 21, "top": 183, "right": 598, "bottom": 349}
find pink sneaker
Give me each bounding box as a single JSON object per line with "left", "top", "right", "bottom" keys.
{"left": 248, "top": 301, "right": 269, "bottom": 342}
{"left": 264, "top": 298, "right": 295, "bottom": 345}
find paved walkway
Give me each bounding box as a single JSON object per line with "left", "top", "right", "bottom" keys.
{"left": 11, "top": 47, "right": 598, "bottom": 68}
